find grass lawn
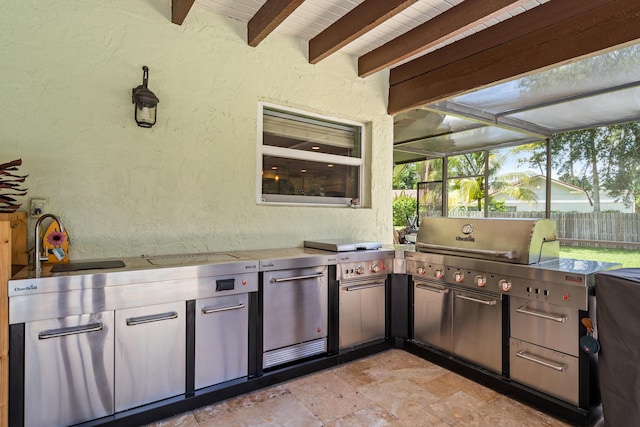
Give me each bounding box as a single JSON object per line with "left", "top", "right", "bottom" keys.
{"left": 560, "top": 246, "right": 640, "bottom": 268}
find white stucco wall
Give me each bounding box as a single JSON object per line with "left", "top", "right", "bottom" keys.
{"left": 0, "top": 0, "right": 393, "bottom": 259}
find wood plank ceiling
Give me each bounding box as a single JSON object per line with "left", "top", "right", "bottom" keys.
{"left": 172, "top": 0, "right": 640, "bottom": 115}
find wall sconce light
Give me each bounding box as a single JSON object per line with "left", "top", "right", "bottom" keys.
{"left": 131, "top": 66, "right": 159, "bottom": 128}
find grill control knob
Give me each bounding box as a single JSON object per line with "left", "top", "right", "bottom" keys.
{"left": 370, "top": 263, "right": 380, "bottom": 273}
{"left": 475, "top": 275, "right": 486, "bottom": 287}
{"left": 416, "top": 266, "right": 426, "bottom": 275}
{"left": 355, "top": 265, "right": 364, "bottom": 275}
{"left": 499, "top": 279, "right": 512, "bottom": 292}
{"left": 454, "top": 271, "right": 464, "bottom": 283}
{"left": 434, "top": 269, "right": 444, "bottom": 279}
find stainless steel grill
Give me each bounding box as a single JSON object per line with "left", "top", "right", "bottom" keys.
{"left": 415, "top": 217, "right": 559, "bottom": 264}
{"left": 407, "top": 217, "right": 618, "bottom": 420}
{"left": 409, "top": 217, "right": 611, "bottom": 309}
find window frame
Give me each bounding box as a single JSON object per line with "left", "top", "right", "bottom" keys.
{"left": 257, "top": 102, "right": 366, "bottom": 207}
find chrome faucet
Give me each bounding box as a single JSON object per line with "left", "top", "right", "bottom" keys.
{"left": 34, "top": 213, "right": 65, "bottom": 272}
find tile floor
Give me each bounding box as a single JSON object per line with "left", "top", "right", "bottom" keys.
{"left": 144, "top": 349, "right": 576, "bottom": 427}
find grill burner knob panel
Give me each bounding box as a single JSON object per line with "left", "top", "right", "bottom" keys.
{"left": 434, "top": 269, "right": 444, "bottom": 279}
{"left": 416, "top": 266, "right": 426, "bottom": 275}
{"left": 499, "top": 279, "right": 512, "bottom": 292}
{"left": 475, "top": 275, "right": 486, "bottom": 287}
{"left": 454, "top": 271, "right": 464, "bottom": 283}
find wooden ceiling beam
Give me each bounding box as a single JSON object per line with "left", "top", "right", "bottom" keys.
{"left": 248, "top": 0, "right": 305, "bottom": 47}
{"left": 389, "top": 0, "right": 616, "bottom": 86}
{"left": 358, "top": 0, "right": 532, "bottom": 78}
{"left": 388, "top": 0, "right": 640, "bottom": 115}
{"left": 171, "top": 0, "right": 196, "bottom": 25}
{"left": 309, "top": 0, "right": 417, "bottom": 64}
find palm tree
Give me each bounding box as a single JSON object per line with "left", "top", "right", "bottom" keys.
{"left": 447, "top": 152, "right": 487, "bottom": 212}
{"left": 447, "top": 149, "right": 538, "bottom": 213}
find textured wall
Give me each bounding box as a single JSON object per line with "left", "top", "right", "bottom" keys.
{"left": 0, "top": 0, "right": 393, "bottom": 259}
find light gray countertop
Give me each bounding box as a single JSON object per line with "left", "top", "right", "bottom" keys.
{"left": 9, "top": 246, "right": 398, "bottom": 292}
{"left": 7, "top": 245, "right": 397, "bottom": 324}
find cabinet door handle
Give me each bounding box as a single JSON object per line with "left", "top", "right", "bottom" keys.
{"left": 456, "top": 293, "right": 497, "bottom": 306}
{"left": 344, "top": 282, "right": 385, "bottom": 291}
{"left": 201, "top": 302, "right": 245, "bottom": 314}
{"left": 416, "top": 283, "right": 449, "bottom": 294}
{"left": 38, "top": 322, "right": 103, "bottom": 339}
{"left": 270, "top": 273, "right": 324, "bottom": 283}
{"left": 516, "top": 350, "right": 567, "bottom": 372}
{"left": 516, "top": 306, "right": 567, "bottom": 323}
{"left": 126, "top": 311, "right": 178, "bottom": 326}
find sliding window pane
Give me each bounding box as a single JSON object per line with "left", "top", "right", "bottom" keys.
{"left": 262, "top": 155, "right": 359, "bottom": 200}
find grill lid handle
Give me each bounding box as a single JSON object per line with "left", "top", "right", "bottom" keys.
{"left": 416, "top": 242, "right": 519, "bottom": 259}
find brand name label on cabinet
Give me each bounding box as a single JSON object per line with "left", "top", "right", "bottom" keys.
{"left": 13, "top": 284, "right": 38, "bottom": 292}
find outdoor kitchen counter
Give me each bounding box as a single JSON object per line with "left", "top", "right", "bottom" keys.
{"left": 9, "top": 247, "right": 332, "bottom": 284}
{"left": 7, "top": 246, "right": 394, "bottom": 325}
{"left": 10, "top": 246, "right": 398, "bottom": 285}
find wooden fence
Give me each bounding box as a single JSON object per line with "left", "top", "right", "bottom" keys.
{"left": 446, "top": 211, "right": 640, "bottom": 249}
{"left": 552, "top": 212, "right": 640, "bottom": 249}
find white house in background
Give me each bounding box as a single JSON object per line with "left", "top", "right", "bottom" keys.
{"left": 492, "top": 175, "right": 634, "bottom": 213}
{"left": 393, "top": 176, "right": 634, "bottom": 214}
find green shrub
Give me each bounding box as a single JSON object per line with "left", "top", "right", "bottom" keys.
{"left": 392, "top": 192, "right": 417, "bottom": 226}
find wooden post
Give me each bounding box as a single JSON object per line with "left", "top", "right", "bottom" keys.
{"left": 0, "top": 216, "right": 11, "bottom": 427}
{"left": 0, "top": 211, "right": 27, "bottom": 427}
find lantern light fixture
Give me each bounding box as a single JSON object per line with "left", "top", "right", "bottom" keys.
{"left": 131, "top": 66, "right": 159, "bottom": 128}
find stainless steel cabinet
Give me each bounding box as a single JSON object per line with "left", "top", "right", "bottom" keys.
{"left": 24, "top": 311, "right": 115, "bottom": 427}
{"left": 510, "top": 338, "right": 579, "bottom": 405}
{"left": 413, "top": 280, "right": 453, "bottom": 353}
{"left": 413, "top": 280, "right": 502, "bottom": 374}
{"left": 509, "top": 296, "right": 580, "bottom": 405}
{"left": 263, "top": 266, "right": 328, "bottom": 368}
{"left": 452, "top": 289, "right": 502, "bottom": 373}
{"left": 339, "top": 280, "right": 386, "bottom": 349}
{"left": 510, "top": 296, "right": 578, "bottom": 357}
{"left": 195, "top": 294, "right": 249, "bottom": 389}
{"left": 115, "top": 301, "right": 186, "bottom": 412}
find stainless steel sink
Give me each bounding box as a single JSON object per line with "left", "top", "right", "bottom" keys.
{"left": 50, "top": 260, "right": 126, "bottom": 273}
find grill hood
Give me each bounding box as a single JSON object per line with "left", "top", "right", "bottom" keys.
{"left": 415, "top": 217, "right": 559, "bottom": 265}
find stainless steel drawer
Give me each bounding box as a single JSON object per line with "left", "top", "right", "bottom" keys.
{"left": 25, "top": 311, "right": 115, "bottom": 427}
{"left": 510, "top": 338, "right": 579, "bottom": 405}
{"left": 510, "top": 296, "right": 578, "bottom": 356}
{"left": 195, "top": 294, "right": 249, "bottom": 389}
{"left": 115, "top": 301, "right": 186, "bottom": 412}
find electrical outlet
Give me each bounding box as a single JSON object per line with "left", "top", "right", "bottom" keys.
{"left": 30, "top": 198, "right": 47, "bottom": 218}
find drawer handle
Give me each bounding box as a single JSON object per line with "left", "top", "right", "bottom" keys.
{"left": 416, "top": 283, "right": 448, "bottom": 294}
{"left": 456, "top": 294, "right": 496, "bottom": 306}
{"left": 38, "top": 322, "right": 103, "bottom": 339}
{"left": 516, "top": 306, "right": 567, "bottom": 323}
{"left": 344, "top": 282, "right": 385, "bottom": 291}
{"left": 126, "top": 311, "right": 178, "bottom": 326}
{"left": 270, "top": 273, "right": 324, "bottom": 283}
{"left": 201, "top": 302, "right": 245, "bottom": 314}
{"left": 516, "top": 350, "right": 567, "bottom": 372}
